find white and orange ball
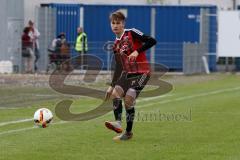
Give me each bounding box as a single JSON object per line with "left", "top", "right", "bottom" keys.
{"left": 34, "top": 108, "right": 53, "bottom": 128}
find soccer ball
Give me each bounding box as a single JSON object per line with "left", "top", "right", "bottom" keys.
{"left": 34, "top": 108, "right": 53, "bottom": 128}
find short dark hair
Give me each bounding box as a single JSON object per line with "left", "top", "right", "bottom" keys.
{"left": 109, "top": 11, "right": 126, "bottom": 21}
{"left": 28, "top": 20, "right": 34, "bottom": 26}
{"left": 23, "top": 27, "right": 30, "bottom": 34}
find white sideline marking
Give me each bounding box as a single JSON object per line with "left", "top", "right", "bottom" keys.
{"left": 0, "top": 121, "right": 67, "bottom": 136}
{"left": 140, "top": 86, "right": 240, "bottom": 108}
{"left": 23, "top": 94, "right": 59, "bottom": 98}
{"left": 0, "top": 107, "right": 22, "bottom": 110}
{"left": 0, "top": 127, "right": 36, "bottom": 136}
{"left": 0, "top": 87, "right": 240, "bottom": 136}
{"left": 0, "top": 118, "right": 33, "bottom": 127}
{"left": 137, "top": 94, "right": 173, "bottom": 102}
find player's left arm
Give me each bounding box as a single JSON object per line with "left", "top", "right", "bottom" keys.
{"left": 128, "top": 28, "right": 157, "bottom": 60}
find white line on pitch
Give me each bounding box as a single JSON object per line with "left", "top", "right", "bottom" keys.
{"left": 1, "top": 86, "right": 240, "bottom": 134}
{"left": 0, "top": 127, "right": 36, "bottom": 136}
{"left": 137, "top": 94, "right": 173, "bottom": 102}
{"left": 0, "top": 118, "right": 33, "bottom": 127}
{"left": 140, "top": 86, "right": 240, "bottom": 108}
{"left": 0, "top": 121, "right": 67, "bottom": 136}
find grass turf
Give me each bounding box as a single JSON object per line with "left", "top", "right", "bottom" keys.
{"left": 0, "top": 74, "right": 239, "bottom": 160}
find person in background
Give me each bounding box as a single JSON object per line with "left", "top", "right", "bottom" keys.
{"left": 22, "top": 27, "right": 34, "bottom": 73}
{"left": 51, "top": 32, "right": 68, "bottom": 54}
{"left": 28, "top": 20, "right": 40, "bottom": 72}
{"left": 75, "top": 27, "right": 88, "bottom": 54}
{"left": 48, "top": 32, "right": 71, "bottom": 71}
{"left": 75, "top": 27, "right": 88, "bottom": 69}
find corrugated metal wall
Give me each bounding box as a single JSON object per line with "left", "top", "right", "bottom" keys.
{"left": 42, "top": 4, "right": 217, "bottom": 72}
{"left": 83, "top": 5, "right": 152, "bottom": 69}
{"left": 84, "top": 5, "right": 117, "bottom": 69}
{"left": 155, "top": 6, "right": 201, "bottom": 71}
{"left": 208, "top": 7, "right": 217, "bottom": 71}
{"left": 84, "top": 5, "right": 152, "bottom": 41}
{"left": 47, "top": 4, "right": 152, "bottom": 69}
{"left": 49, "top": 4, "right": 80, "bottom": 43}
{"left": 183, "top": 8, "right": 210, "bottom": 74}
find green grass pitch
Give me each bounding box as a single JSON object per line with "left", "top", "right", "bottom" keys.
{"left": 0, "top": 74, "right": 239, "bottom": 160}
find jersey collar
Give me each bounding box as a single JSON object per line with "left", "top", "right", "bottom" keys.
{"left": 116, "top": 29, "right": 126, "bottom": 41}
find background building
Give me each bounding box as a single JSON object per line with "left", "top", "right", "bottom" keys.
{"left": 1, "top": 0, "right": 240, "bottom": 73}
{"left": 24, "top": 0, "right": 238, "bottom": 25}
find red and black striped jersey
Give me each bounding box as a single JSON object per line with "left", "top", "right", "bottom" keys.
{"left": 111, "top": 28, "right": 157, "bottom": 86}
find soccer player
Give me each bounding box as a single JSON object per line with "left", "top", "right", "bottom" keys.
{"left": 104, "top": 11, "right": 157, "bottom": 141}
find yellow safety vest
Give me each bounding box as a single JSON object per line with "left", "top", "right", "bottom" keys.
{"left": 75, "top": 32, "right": 88, "bottom": 52}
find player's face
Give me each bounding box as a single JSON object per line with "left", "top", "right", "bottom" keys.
{"left": 111, "top": 20, "right": 125, "bottom": 36}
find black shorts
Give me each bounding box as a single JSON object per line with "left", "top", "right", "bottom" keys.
{"left": 115, "top": 72, "right": 150, "bottom": 97}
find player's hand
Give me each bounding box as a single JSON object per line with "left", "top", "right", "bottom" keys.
{"left": 128, "top": 50, "right": 139, "bottom": 61}
{"left": 104, "top": 86, "right": 113, "bottom": 101}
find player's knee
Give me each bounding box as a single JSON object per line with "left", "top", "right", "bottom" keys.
{"left": 110, "top": 85, "right": 124, "bottom": 99}
{"left": 124, "top": 96, "right": 135, "bottom": 109}
{"left": 124, "top": 88, "right": 136, "bottom": 108}
{"left": 110, "top": 91, "right": 119, "bottom": 99}
{"left": 115, "top": 85, "right": 124, "bottom": 95}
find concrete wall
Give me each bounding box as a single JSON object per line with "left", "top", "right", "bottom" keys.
{"left": 0, "top": 0, "right": 8, "bottom": 61}
{"left": 0, "top": 0, "right": 24, "bottom": 61}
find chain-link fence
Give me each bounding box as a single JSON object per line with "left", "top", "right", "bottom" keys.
{"left": 34, "top": 6, "right": 218, "bottom": 74}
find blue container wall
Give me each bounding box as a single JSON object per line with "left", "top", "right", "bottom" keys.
{"left": 84, "top": 5, "right": 117, "bottom": 69}
{"left": 208, "top": 7, "right": 217, "bottom": 71}
{"left": 48, "top": 4, "right": 217, "bottom": 71}
{"left": 154, "top": 6, "right": 217, "bottom": 71}
{"left": 156, "top": 7, "right": 200, "bottom": 43}
{"left": 84, "top": 5, "right": 151, "bottom": 69}
{"left": 50, "top": 3, "right": 80, "bottom": 57}
{"left": 155, "top": 6, "right": 201, "bottom": 71}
